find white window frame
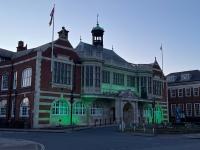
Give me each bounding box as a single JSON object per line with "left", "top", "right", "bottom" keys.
{"left": 21, "top": 68, "right": 32, "bottom": 88}
{"left": 186, "top": 103, "right": 192, "bottom": 117}
{"left": 193, "top": 87, "right": 199, "bottom": 97}
{"left": 1, "top": 73, "right": 9, "bottom": 90}
{"left": 185, "top": 88, "right": 191, "bottom": 97}
{"left": 52, "top": 100, "right": 69, "bottom": 115}
{"left": 73, "top": 101, "right": 86, "bottom": 115}
{"left": 171, "top": 104, "right": 176, "bottom": 117}
{"left": 20, "top": 97, "right": 29, "bottom": 117}
{"left": 0, "top": 100, "right": 7, "bottom": 117}
{"left": 178, "top": 88, "right": 183, "bottom": 97}
{"left": 13, "top": 71, "right": 17, "bottom": 89}
{"left": 194, "top": 103, "right": 200, "bottom": 117}
{"left": 170, "top": 89, "right": 176, "bottom": 98}
{"left": 91, "top": 103, "right": 104, "bottom": 116}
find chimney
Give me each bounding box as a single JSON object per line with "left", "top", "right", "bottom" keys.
{"left": 58, "top": 27, "right": 69, "bottom": 40}
{"left": 17, "top": 41, "right": 27, "bottom": 52}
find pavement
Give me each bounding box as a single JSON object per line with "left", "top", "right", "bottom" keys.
{"left": 0, "top": 138, "right": 45, "bottom": 150}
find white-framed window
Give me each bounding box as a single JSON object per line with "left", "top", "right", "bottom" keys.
{"left": 0, "top": 100, "right": 7, "bottom": 117}
{"left": 194, "top": 103, "right": 200, "bottom": 117}
{"left": 20, "top": 97, "right": 29, "bottom": 117}
{"left": 13, "top": 71, "right": 17, "bottom": 89}
{"left": 21, "top": 68, "right": 32, "bottom": 87}
{"left": 102, "top": 70, "right": 110, "bottom": 84}
{"left": 1, "top": 73, "right": 9, "bottom": 90}
{"left": 181, "top": 74, "right": 190, "bottom": 81}
{"left": 73, "top": 101, "right": 85, "bottom": 115}
{"left": 193, "top": 87, "right": 199, "bottom": 97}
{"left": 171, "top": 104, "right": 176, "bottom": 116}
{"left": 167, "top": 75, "right": 176, "bottom": 82}
{"left": 52, "top": 100, "right": 69, "bottom": 115}
{"left": 91, "top": 103, "right": 104, "bottom": 116}
{"left": 170, "top": 89, "right": 176, "bottom": 98}
{"left": 178, "top": 89, "right": 183, "bottom": 97}
{"left": 186, "top": 88, "right": 191, "bottom": 97}
{"left": 53, "top": 61, "right": 72, "bottom": 85}
{"left": 11, "top": 99, "right": 15, "bottom": 117}
{"left": 186, "top": 103, "right": 192, "bottom": 117}
{"left": 178, "top": 104, "right": 184, "bottom": 112}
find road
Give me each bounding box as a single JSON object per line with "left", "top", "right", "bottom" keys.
{"left": 0, "top": 127, "right": 199, "bottom": 150}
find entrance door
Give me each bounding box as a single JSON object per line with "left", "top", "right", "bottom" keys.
{"left": 123, "top": 103, "right": 134, "bottom": 126}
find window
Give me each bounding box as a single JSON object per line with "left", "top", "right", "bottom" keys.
{"left": 53, "top": 62, "right": 71, "bottom": 85}
{"left": 148, "top": 77, "right": 152, "bottom": 94}
{"left": 11, "top": 99, "right": 15, "bottom": 117}
{"left": 52, "top": 100, "right": 69, "bottom": 115}
{"left": 22, "top": 68, "right": 32, "bottom": 87}
{"left": 153, "top": 80, "right": 162, "bottom": 96}
{"left": 171, "top": 104, "right": 176, "bottom": 117}
{"left": 167, "top": 75, "right": 176, "bottom": 82}
{"left": 178, "top": 89, "right": 183, "bottom": 97}
{"left": 113, "top": 73, "right": 124, "bottom": 85}
{"left": 178, "top": 104, "right": 184, "bottom": 112}
{"left": 186, "top": 103, "right": 192, "bottom": 117}
{"left": 73, "top": 102, "right": 85, "bottom": 115}
{"left": 127, "top": 75, "right": 135, "bottom": 87}
{"left": 95, "top": 66, "right": 101, "bottom": 88}
{"left": 186, "top": 88, "right": 191, "bottom": 97}
{"left": 181, "top": 74, "right": 190, "bottom": 81}
{"left": 102, "top": 70, "right": 110, "bottom": 84}
{"left": 13, "top": 72, "right": 17, "bottom": 89}
{"left": 91, "top": 103, "right": 104, "bottom": 116}
{"left": 1, "top": 73, "right": 8, "bottom": 90}
{"left": 170, "top": 89, "right": 176, "bottom": 97}
{"left": 86, "top": 65, "right": 93, "bottom": 87}
{"left": 0, "top": 100, "right": 7, "bottom": 117}
{"left": 20, "top": 98, "right": 29, "bottom": 117}
{"left": 193, "top": 87, "right": 199, "bottom": 97}
{"left": 194, "top": 103, "right": 200, "bottom": 117}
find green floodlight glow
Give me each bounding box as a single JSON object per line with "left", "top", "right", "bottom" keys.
{"left": 143, "top": 103, "right": 164, "bottom": 124}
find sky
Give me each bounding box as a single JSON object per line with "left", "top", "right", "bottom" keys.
{"left": 0, "top": 0, "right": 200, "bottom": 75}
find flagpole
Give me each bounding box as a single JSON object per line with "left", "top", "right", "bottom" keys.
{"left": 51, "top": 4, "right": 55, "bottom": 73}
{"left": 160, "top": 43, "right": 163, "bottom": 72}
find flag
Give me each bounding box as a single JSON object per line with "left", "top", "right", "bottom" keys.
{"left": 49, "top": 6, "right": 55, "bottom": 26}
{"left": 160, "top": 44, "right": 163, "bottom": 51}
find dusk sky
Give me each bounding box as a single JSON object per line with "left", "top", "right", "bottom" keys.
{"left": 0, "top": 0, "right": 200, "bottom": 74}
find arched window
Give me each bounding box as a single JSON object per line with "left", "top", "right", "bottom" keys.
{"left": 73, "top": 102, "right": 85, "bottom": 115}
{"left": 20, "top": 97, "right": 29, "bottom": 117}
{"left": 52, "top": 100, "right": 69, "bottom": 115}
{"left": 1, "top": 73, "right": 8, "bottom": 90}
{"left": 21, "top": 68, "right": 32, "bottom": 87}
{"left": 0, "top": 100, "right": 7, "bottom": 117}
{"left": 91, "top": 103, "right": 104, "bottom": 116}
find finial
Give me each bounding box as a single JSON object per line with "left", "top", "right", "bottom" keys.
{"left": 112, "top": 45, "right": 114, "bottom": 50}
{"left": 80, "top": 36, "right": 82, "bottom": 42}
{"left": 155, "top": 57, "right": 157, "bottom": 61}
{"left": 97, "top": 14, "right": 99, "bottom": 26}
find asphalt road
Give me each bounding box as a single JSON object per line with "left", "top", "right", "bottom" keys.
{"left": 0, "top": 127, "right": 199, "bottom": 150}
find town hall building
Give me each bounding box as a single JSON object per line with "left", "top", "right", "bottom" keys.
{"left": 0, "top": 22, "right": 168, "bottom": 128}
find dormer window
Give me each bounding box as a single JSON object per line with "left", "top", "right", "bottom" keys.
{"left": 167, "top": 75, "right": 176, "bottom": 82}
{"left": 181, "top": 73, "right": 190, "bottom": 81}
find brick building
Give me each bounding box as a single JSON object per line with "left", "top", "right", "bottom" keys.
{"left": 167, "top": 70, "right": 200, "bottom": 123}
{"left": 0, "top": 24, "right": 168, "bottom": 128}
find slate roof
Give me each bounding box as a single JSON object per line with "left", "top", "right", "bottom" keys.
{"left": 0, "top": 48, "right": 14, "bottom": 58}
{"left": 75, "top": 42, "right": 133, "bottom": 68}
{"left": 167, "top": 70, "right": 200, "bottom": 83}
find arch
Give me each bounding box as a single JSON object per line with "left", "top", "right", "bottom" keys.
{"left": 20, "top": 97, "right": 30, "bottom": 117}
{"left": 50, "top": 97, "right": 70, "bottom": 126}
{"left": 123, "top": 102, "right": 134, "bottom": 126}
{"left": 154, "top": 104, "right": 164, "bottom": 124}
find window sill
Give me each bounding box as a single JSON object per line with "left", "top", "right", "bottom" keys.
{"left": 52, "top": 83, "right": 72, "bottom": 89}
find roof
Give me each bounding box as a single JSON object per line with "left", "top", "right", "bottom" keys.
{"left": 75, "top": 42, "right": 133, "bottom": 68}
{"left": 167, "top": 70, "right": 200, "bottom": 83}
{"left": 0, "top": 48, "right": 14, "bottom": 58}
{"left": 91, "top": 24, "right": 104, "bottom": 32}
